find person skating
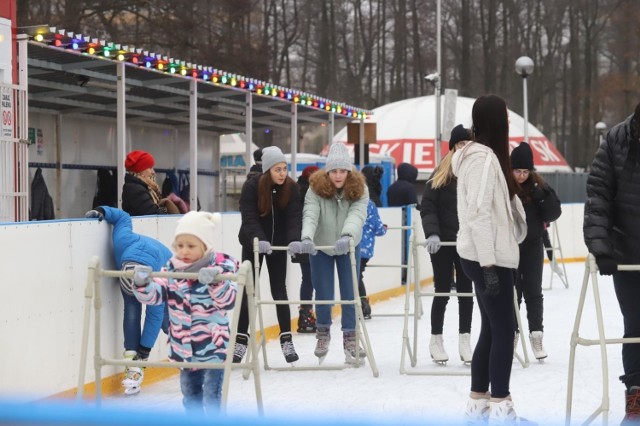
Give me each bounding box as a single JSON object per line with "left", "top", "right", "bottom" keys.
{"left": 454, "top": 95, "right": 532, "bottom": 424}
{"left": 420, "top": 124, "right": 474, "bottom": 365}
{"left": 510, "top": 142, "right": 562, "bottom": 361}
{"left": 584, "top": 101, "right": 640, "bottom": 423}
{"left": 290, "top": 143, "right": 369, "bottom": 365}
{"left": 236, "top": 146, "right": 302, "bottom": 364}
{"left": 358, "top": 198, "right": 387, "bottom": 319}
{"left": 294, "top": 165, "right": 320, "bottom": 333}
{"left": 85, "top": 206, "right": 172, "bottom": 395}
{"left": 132, "top": 211, "right": 238, "bottom": 415}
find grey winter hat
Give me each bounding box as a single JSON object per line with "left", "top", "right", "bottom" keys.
{"left": 325, "top": 143, "right": 353, "bottom": 172}
{"left": 261, "top": 146, "right": 287, "bottom": 173}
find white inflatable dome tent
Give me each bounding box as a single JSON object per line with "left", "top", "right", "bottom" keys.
{"left": 333, "top": 95, "right": 572, "bottom": 178}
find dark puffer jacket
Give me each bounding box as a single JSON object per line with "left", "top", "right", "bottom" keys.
{"left": 584, "top": 113, "right": 640, "bottom": 263}
{"left": 122, "top": 174, "right": 166, "bottom": 216}
{"left": 420, "top": 173, "right": 458, "bottom": 242}
{"left": 387, "top": 163, "right": 418, "bottom": 207}
{"left": 238, "top": 174, "right": 302, "bottom": 248}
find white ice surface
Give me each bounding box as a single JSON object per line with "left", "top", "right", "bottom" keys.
{"left": 102, "top": 262, "right": 627, "bottom": 425}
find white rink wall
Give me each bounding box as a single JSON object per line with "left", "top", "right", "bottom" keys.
{"left": 0, "top": 204, "right": 587, "bottom": 399}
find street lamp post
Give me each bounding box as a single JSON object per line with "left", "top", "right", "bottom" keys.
{"left": 425, "top": 72, "right": 441, "bottom": 167}
{"left": 595, "top": 121, "right": 607, "bottom": 146}
{"left": 515, "top": 56, "right": 535, "bottom": 144}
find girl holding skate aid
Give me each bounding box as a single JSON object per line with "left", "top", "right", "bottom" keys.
{"left": 132, "top": 211, "right": 238, "bottom": 415}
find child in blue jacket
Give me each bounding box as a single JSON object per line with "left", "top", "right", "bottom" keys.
{"left": 85, "top": 206, "right": 172, "bottom": 395}
{"left": 358, "top": 200, "right": 387, "bottom": 318}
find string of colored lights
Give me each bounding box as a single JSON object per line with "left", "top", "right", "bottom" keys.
{"left": 31, "top": 27, "right": 371, "bottom": 119}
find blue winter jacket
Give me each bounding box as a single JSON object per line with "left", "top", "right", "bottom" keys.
{"left": 360, "top": 200, "right": 387, "bottom": 259}
{"left": 100, "top": 206, "right": 173, "bottom": 270}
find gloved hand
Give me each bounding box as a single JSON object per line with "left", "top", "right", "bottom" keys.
{"left": 335, "top": 236, "right": 351, "bottom": 255}
{"left": 596, "top": 256, "right": 617, "bottom": 276}
{"left": 551, "top": 262, "right": 564, "bottom": 277}
{"left": 85, "top": 208, "right": 105, "bottom": 221}
{"left": 483, "top": 266, "right": 500, "bottom": 298}
{"left": 198, "top": 266, "right": 224, "bottom": 284}
{"left": 531, "top": 184, "right": 546, "bottom": 202}
{"left": 258, "top": 240, "right": 273, "bottom": 254}
{"left": 288, "top": 241, "right": 303, "bottom": 257}
{"left": 300, "top": 239, "right": 317, "bottom": 255}
{"left": 132, "top": 265, "right": 153, "bottom": 287}
{"left": 425, "top": 234, "right": 441, "bottom": 254}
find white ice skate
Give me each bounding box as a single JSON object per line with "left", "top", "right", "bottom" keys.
{"left": 459, "top": 333, "right": 473, "bottom": 365}
{"left": 529, "top": 331, "right": 548, "bottom": 362}
{"left": 429, "top": 334, "right": 448, "bottom": 365}
{"left": 122, "top": 366, "right": 144, "bottom": 395}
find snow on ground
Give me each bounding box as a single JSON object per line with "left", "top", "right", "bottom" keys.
{"left": 103, "top": 262, "right": 627, "bottom": 425}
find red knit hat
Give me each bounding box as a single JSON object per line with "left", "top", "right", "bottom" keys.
{"left": 301, "top": 165, "right": 320, "bottom": 179}
{"left": 125, "top": 150, "right": 155, "bottom": 173}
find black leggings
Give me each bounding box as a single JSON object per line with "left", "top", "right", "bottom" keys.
{"left": 430, "top": 246, "right": 473, "bottom": 334}
{"left": 515, "top": 238, "right": 544, "bottom": 332}
{"left": 460, "top": 258, "right": 516, "bottom": 399}
{"left": 237, "top": 245, "right": 291, "bottom": 335}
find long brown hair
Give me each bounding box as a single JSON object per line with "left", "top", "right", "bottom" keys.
{"left": 518, "top": 171, "right": 546, "bottom": 204}
{"left": 472, "top": 94, "right": 519, "bottom": 199}
{"left": 257, "top": 173, "right": 294, "bottom": 216}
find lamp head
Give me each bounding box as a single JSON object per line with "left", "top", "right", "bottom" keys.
{"left": 515, "top": 56, "right": 535, "bottom": 77}
{"left": 595, "top": 121, "right": 607, "bottom": 132}
{"left": 424, "top": 72, "right": 440, "bottom": 85}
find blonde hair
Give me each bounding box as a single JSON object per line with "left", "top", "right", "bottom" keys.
{"left": 429, "top": 149, "right": 456, "bottom": 189}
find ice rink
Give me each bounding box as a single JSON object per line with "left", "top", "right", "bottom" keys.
{"left": 92, "top": 261, "right": 630, "bottom": 425}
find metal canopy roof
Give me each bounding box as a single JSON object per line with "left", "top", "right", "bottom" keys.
{"left": 27, "top": 41, "right": 366, "bottom": 134}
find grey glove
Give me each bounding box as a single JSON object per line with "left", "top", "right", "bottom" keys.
{"left": 288, "top": 241, "right": 303, "bottom": 257}
{"left": 198, "top": 266, "right": 224, "bottom": 284}
{"left": 483, "top": 266, "right": 500, "bottom": 298}
{"left": 300, "top": 238, "right": 317, "bottom": 255}
{"left": 258, "top": 240, "right": 273, "bottom": 254}
{"left": 335, "top": 236, "right": 351, "bottom": 255}
{"left": 425, "top": 235, "right": 441, "bottom": 254}
{"left": 132, "top": 265, "right": 153, "bottom": 287}
{"left": 85, "top": 209, "right": 104, "bottom": 221}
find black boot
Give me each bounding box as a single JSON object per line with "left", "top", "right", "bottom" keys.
{"left": 360, "top": 297, "right": 372, "bottom": 319}
{"left": 297, "top": 305, "right": 317, "bottom": 333}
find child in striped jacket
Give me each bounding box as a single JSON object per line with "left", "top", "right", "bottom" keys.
{"left": 133, "top": 211, "right": 238, "bottom": 415}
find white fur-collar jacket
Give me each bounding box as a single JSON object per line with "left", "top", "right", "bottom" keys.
{"left": 452, "top": 141, "right": 527, "bottom": 268}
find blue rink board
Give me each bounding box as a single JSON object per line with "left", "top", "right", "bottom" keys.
{"left": 0, "top": 400, "right": 451, "bottom": 426}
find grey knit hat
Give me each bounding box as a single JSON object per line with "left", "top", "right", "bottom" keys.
{"left": 261, "top": 146, "right": 287, "bottom": 173}
{"left": 325, "top": 143, "right": 353, "bottom": 172}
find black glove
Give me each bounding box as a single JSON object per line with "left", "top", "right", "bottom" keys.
{"left": 483, "top": 266, "right": 500, "bottom": 298}
{"left": 531, "top": 184, "right": 546, "bottom": 202}
{"left": 596, "top": 256, "right": 617, "bottom": 276}
{"left": 85, "top": 207, "right": 105, "bottom": 221}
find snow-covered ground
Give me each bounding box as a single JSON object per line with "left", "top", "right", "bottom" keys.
{"left": 101, "top": 261, "right": 627, "bottom": 425}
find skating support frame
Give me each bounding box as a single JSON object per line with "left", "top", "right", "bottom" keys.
{"left": 565, "top": 254, "right": 640, "bottom": 425}
{"left": 400, "top": 212, "right": 530, "bottom": 376}
{"left": 77, "top": 257, "right": 263, "bottom": 415}
{"left": 250, "top": 238, "right": 379, "bottom": 377}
